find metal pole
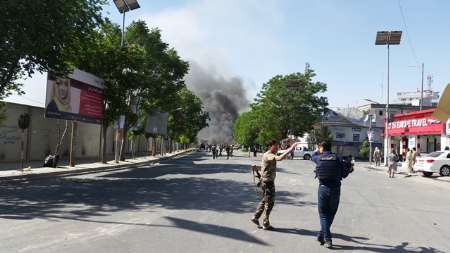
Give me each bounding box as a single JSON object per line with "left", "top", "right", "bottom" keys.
{"left": 121, "top": 11, "right": 125, "bottom": 47}
{"left": 384, "top": 44, "right": 390, "bottom": 166}
{"left": 115, "top": 10, "right": 126, "bottom": 163}
{"left": 420, "top": 63, "right": 424, "bottom": 110}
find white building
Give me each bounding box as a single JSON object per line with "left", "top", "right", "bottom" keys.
{"left": 396, "top": 78, "right": 440, "bottom": 106}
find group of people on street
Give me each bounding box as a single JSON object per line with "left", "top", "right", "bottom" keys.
{"left": 388, "top": 147, "right": 418, "bottom": 178}
{"left": 209, "top": 144, "right": 234, "bottom": 160}
{"left": 250, "top": 140, "right": 353, "bottom": 249}
{"left": 374, "top": 146, "right": 421, "bottom": 178}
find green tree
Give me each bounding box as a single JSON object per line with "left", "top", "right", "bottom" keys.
{"left": 359, "top": 139, "right": 370, "bottom": 159}
{"left": 168, "top": 87, "right": 209, "bottom": 145}
{"left": 72, "top": 20, "right": 194, "bottom": 161}
{"left": 233, "top": 110, "right": 258, "bottom": 147}
{"left": 235, "top": 69, "right": 328, "bottom": 146}
{"left": 0, "top": 0, "right": 105, "bottom": 99}
{"left": 307, "top": 126, "right": 333, "bottom": 148}
{"left": 254, "top": 70, "right": 328, "bottom": 138}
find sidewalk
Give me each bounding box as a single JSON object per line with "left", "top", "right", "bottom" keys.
{"left": 0, "top": 149, "right": 194, "bottom": 180}
{"left": 354, "top": 161, "right": 450, "bottom": 183}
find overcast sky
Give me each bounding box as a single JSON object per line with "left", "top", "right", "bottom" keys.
{"left": 6, "top": 0, "right": 450, "bottom": 108}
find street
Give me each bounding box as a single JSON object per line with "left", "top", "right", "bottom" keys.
{"left": 1, "top": 152, "right": 449, "bottom": 253}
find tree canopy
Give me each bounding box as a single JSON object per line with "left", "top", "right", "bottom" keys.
{"left": 1, "top": 3, "right": 208, "bottom": 148}
{"left": 0, "top": 0, "right": 105, "bottom": 99}
{"left": 234, "top": 69, "right": 328, "bottom": 146}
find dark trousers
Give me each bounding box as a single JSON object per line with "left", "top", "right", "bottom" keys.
{"left": 318, "top": 185, "right": 341, "bottom": 242}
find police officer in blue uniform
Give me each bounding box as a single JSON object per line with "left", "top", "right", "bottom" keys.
{"left": 312, "top": 141, "right": 352, "bottom": 249}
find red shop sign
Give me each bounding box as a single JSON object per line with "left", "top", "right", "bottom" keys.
{"left": 387, "top": 116, "right": 444, "bottom": 136}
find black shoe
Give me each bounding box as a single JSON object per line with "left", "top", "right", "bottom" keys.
{"left": 324, "top": 241, "right": 333, "bottom": 249}
{"left": 250, "top": 218, "right": 261, "bottom": 228}
{"left": 317, "top": 236, "right": 325, "bottom": 245}
{"left": 262, "top": 225, "right": 275, "bottom": 231}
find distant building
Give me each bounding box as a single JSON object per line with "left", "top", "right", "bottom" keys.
{"left": 396, "top": 76, "right": 440, "bottom": 107}
{"left": 310, "top": 103, "right": 435, "bottom": 158}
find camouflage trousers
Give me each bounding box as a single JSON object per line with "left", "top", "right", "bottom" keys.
{"left": 254, "top": 181, "right": 275, "bottom": 226}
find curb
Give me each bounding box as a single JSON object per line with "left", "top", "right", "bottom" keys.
{"left": 361, "top": 163, "right": 450, "bottom": 183}
{"left": 0, "top": 150, "right": 195, "bottom": 181}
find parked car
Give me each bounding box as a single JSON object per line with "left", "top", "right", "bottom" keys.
{"left": 413, "top": 151, "right": 450, "bottom": 177}
{"left": 277, "top": 146, "right": 314, "bottom": 160}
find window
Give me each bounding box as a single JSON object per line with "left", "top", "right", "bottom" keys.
{"left": 353, "top": 134, "right": 360, "bottom": 142}
{"left": 379, "top": 110, "right": 383, "bottom": 116}
{"left": 336, "top": 132, "right": 345, "bottom": 139}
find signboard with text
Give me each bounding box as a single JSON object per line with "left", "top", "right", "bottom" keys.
{"left": 45, "top": 69, "right": 104, "bottom": 124}
{"left": 387, "top": 116, "right": 444, "bottom": 136}
{"left": 146, "top": 111, "right": 169, "bottom": 136}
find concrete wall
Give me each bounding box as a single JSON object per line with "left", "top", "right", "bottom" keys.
{"left": 0, "top": 102, "right": 155, "bottom": 163}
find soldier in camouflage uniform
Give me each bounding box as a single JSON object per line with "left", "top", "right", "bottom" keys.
{"left": 251, "top": 140, "right": 299, "bottom": 231}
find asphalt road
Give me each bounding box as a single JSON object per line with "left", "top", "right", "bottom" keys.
{"left": 1, "top": 152, "right": 449, "bottom": 253}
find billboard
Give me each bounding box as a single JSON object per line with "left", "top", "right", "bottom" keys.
{"left": 146, "top": 111, "right": 169, "bottom": 136}
{"left": 45, "top": 69, "right": 104, "bottom": 124}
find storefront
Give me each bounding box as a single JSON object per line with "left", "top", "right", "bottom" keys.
{"left": 387, "top": 109, "right": 447, "bottom": 156}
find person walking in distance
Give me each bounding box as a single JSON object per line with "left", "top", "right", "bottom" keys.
{"left": 312, "top": 142, "right": 352, "bottom": 249}
{"left": 225, "top": 145, "right": 231, "bottom": 160}
{"left": 373, "top": 147, "right": 381, "bottom": 167}
{"left": 406, "top": 148, "right": 414, "bottom": 177}
{"left": 211, "top": 145, "right": 218, "bottom": 160}
{"left": 251, "top": 140, "right": 299, "bottom": 231}
{"left": 388, "top": 148, "right": 398, "bottom": 178}
{"left": 412, "top": 147, "right": 418, "bottom": 171}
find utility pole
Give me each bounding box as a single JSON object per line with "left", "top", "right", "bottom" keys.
{"left": 420, "top": 63, "right": 424, "bottom": 110}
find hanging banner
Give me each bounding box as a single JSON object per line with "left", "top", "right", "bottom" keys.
{"left": 146, "top": 111, "right": 169, "bottom": 136}
{"left": 45, "top": 69, "right": 104, "bottom": 124}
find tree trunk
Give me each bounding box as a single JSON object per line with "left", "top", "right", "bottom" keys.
{"left": 69, "top": 121, "right": 78, "bottom": 167}
{"left": 101, "top": 122, "right": 108, "bottom": 163}
{"left": 119, "top": 116, "right": 128, "bottom": 161}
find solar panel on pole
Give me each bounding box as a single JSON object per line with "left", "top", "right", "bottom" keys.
{"left": 375, "top": 30, "right": 402, "bottom": 166}
{"left": 113, "top": 0, "right": 140, "bottom": 13}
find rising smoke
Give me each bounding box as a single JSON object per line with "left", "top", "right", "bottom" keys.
{"left": 185, "top": 62, "right": 249, "bottom": 144}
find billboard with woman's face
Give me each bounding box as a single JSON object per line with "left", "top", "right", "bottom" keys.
{"left": 45, "top": 69, "right": 104, "bottom": 124}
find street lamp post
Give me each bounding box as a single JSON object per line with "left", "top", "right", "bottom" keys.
{"left": 375, "top": 31, "right": 402, "bottom": 166}
{"left": 113, "top": 0, "right": 140, "bottom": 163}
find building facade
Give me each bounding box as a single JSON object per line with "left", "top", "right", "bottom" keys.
{"left": 387, "top": 109, "right": 449, "bottom": 156}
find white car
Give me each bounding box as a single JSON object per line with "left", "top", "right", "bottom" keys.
{"left": 277, "top": 146, "right": 314, "bottom": 160}
{"left": 414, "top": 151, "right": 450, "bottom": 177}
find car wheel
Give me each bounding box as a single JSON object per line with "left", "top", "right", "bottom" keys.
{"left": 304, "top": 154, "right": 311, "bottom": 160}
{"left": 422, "top": 172, "right": 433, "bottom": 177}
{"left": 440, "top": 166, "right": 450, "bottom": 177}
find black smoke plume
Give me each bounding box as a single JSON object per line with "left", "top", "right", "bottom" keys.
{"left": 186, "top": 62, "right": 249, "bottom": 144}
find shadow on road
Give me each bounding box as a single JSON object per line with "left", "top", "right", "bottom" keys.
{"left": 275, "top": 228, "right": 445, "bottom": 253}
{"left": 161, "top": 216, "right": 270, "bottom": 246}
{"left": 0, "top": 153, "right": 312, "bottom": 222}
